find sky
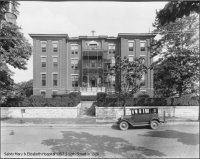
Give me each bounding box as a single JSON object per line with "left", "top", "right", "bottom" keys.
{"left": 10, "top": 1, "right": 167, "bottom": 83}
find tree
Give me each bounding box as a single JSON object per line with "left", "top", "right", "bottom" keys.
{"left": 151, "top": 13, "right": 199, "bottom": 97}
{"left": 109, "top": 56, "right": 148, "bottom": 115}
{"left": 156, "top": 1, "right": 200, "bottom": 25}
{"left": 0, "top": 1, "right": 32, "bottom": 104}
{"left": 14, "top": 79, "right": 33, "bottom": 99}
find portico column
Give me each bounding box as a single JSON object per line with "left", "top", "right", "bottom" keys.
{"left": 87, "top": 51, "right": 89, "bottom": 88}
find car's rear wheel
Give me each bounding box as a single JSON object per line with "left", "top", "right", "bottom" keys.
{"left": 150, "top": 120, "right": 159, "bottom": 130}
{"left": 119, "top": 121, "right": 129, "bottom": 131}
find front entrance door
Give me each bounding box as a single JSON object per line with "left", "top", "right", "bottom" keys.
{"left": 91, "top": 79, "right": 96, "bottom": 87}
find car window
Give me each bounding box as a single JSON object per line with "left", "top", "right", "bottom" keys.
{"left": 126, "top": 109, "right": 131, "bottom": 115}
{"left": 144, "top": 109, "right": 149, "bottom": 114}
{"left": 150, "top": 108, "right": 157, "bottom": 114}
{"left": 134, "top": 109, "right": 138, "bottom": 114}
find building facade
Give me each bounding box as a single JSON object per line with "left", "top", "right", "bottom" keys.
{"left": 30, "top": 33, "right": 155, "bottom": 97}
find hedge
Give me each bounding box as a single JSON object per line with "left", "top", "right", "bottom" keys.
{"left": 81, "top": 95, "right": 97, "bottom": 101}
{"left": 1, "top": 92, "right": 81, "bottom": 107}
{"left": 96, "top": 93, "right": 199, "bottom": 107}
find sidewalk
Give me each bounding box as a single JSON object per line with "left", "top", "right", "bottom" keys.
{"left": 1, "top": 117, "right": 199, "bottom": 127}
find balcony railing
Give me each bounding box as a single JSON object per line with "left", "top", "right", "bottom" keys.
{"left": 82, "top": 62, "right": 103, "bottom": 68}
{"left": 82, "top": 51, "right": 104, "bottom": 56}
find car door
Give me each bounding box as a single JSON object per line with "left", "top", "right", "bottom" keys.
{"left": 131, "top": 109, "right": 148, "bottom": 124}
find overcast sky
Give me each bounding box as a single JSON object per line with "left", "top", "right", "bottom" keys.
{"left": 11, "top": 1, "right": 167, "bottom": 83}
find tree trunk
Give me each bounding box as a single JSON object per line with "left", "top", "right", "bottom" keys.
{"left": 123, "top": 99, "right": 126, "bottom": 116}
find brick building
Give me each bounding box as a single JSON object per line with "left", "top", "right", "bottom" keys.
{"left": 30, "top": 33, "right": 155, "bottom": 98}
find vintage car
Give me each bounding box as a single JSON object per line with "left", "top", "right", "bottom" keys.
{"left": 117, "top": 107, "right": 162, "bottom": 130}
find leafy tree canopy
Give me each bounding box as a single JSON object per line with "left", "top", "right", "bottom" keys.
{"left": 151, "top": 13, "right": 199, "bottom": 97}
{"left": 156, "top": 1, "right": 200, "bottom": 25}
{"left": 109, "top": 56, "right": 148, "bottom": 106}
{"left": 0, "top": 1, "right": 32, "bottom": 103}
{"left": 14, "top": 79, "right": 33, "bottom": 99}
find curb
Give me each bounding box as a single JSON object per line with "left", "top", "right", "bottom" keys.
{"left": 1, "top": 123, "right": 113, "bottom": 128}
{"left": 1, "top": 121, "right": 199, "bottom": 127}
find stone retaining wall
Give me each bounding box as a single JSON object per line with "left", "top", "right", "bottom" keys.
{"left": 96, "top": 106, "right": 199, "bottom": 120}
{"left": 1, "top": 103, "right": 81, "bottom": 118}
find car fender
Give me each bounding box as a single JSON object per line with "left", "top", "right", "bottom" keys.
{"left": 150, "top": 118, "right": 160, "bottom": 123}
{"left": 120, "top": 119, "right": 134, "bottom": 127}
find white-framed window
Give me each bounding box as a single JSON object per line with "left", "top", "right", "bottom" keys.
{"left": 71, "top": 58, "right": 79, "bottom": 70}
{"left": 41, "top": 41, "right": 47, "bottom": 52}
{"left": 52, "top": 73, "right": 58, "bottom": 86}
{"left": 108, "top": 44, "right": 116, "bottom": 54}
{"left": 52, "top": 41, "right": 58, "bottom": 52}
{"left": 41, "top": 73, "right": 46, "bottom": 86}
{"left": 140, "top": 40, "right": 146, "bottom": 51}
{"left": 128, "top": 55, "right": 134, "bottom": 62}
{"left": 128, "top": 40, "right": 135, "bottom": 52}
{"left": 144, "top": 109, "right": 149, "bottom": 114}
{"left": 111, "top": 57, "right": 115, "bottom": 64}
{"left": 40, "top": 90, "right": 46, "bottom": 97}
{"left": 71, "top": 74, "right": 79, "bottom": 87}
{"left": 140, "top": 73, "right": 145, "bottom": 86}
{"left": 41, "top": 56, "right": 47, "bottom": 67}
{"left": 140, "top": 55, "right": 146, "bottom": 64}
{"left": 71, "top": 44, "right": 78, "bottom": 54}
{"left": 52, "top": 56, "right": 58, "bottom": 68}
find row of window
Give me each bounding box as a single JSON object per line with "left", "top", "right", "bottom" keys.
{"left": 41, "top": 55, "right": 144, "bottom": 69}
{"left": 41, "top": 73, "right": 58, "bottom": 86}
{"left": 41, "top": 73, "right": 144, "bottom": 88}
{"left": 40, "top": 41, "right": 146, "bottom": 54}
{"left": 131, "top": 108, "right": 157, "bottom": 115}
{"left": 128, "top": 55, "right": 146, "bottom": 63}
{"left": 41, "top": 56, "right": 58, "bottom": 68}
{"left": 41, "top": 73, "right": 79, "bottom": 88}
{"left": 41, "top": 41, "right": 58, "bottom": 52}
{"left": 128, "top": 40, "right": 146, "bottom": 52}
{"left": 40, "top": 90, "right": 58, "bottom": 97}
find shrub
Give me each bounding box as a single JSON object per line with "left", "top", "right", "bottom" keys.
{"left": 81, "top": 96, "right": 97, "bottom": 101}
{"left": 18, "top": 93, "right": 81, "bottom": 107}
{"left": 151, "top": 98, "right": 167, "bottom": 106}
{"left": 0, "top": 97, "right": 21, "bottom": 107}
{"left": 97, "top": 92, "right": 106, "bottom": 106}
{"left": 96, "top": 94, "right": 198, "bottom": 107}
{"left": 97, "top": 92, "right": 106, "bottom": 101}
{"left": 171, "top": 95, "right": 199, "bottom": 106}
{"left": 137, "top": 94, "right": 150, "bottom": 98}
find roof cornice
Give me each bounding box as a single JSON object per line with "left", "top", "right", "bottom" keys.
{"left": 118, "top": 33, "right": 156, "bottom": 38}
{"left": 29, "top": 34, "right": 69, "bottom": 38}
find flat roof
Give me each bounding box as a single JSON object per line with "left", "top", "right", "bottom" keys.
{"left": 118, "top": 33, "right": 156, "bottom": 37}
{"left": 29, "top": 34, "right": 69, "bottom": 38}
{"left": 29, "top": 33, "right": 156, "bottom": 39}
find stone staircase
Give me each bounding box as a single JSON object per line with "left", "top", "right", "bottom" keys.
{"left": 79, "top": 101, "right": 95, "bottom": 117}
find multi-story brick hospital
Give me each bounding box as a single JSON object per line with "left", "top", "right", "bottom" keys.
{"left": 30, "top": 33, "right": 155, "bottom": 98}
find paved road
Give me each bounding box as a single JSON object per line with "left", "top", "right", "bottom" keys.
{"left": 1, "top": 124, "right": 199, "bottom": 158}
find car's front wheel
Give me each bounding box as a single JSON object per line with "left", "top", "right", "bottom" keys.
{"left": 150, "top": 120, "right": 159, "bottom": 130}
{"left": 119, "top": 121, "right": 129, "bottom": 131}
